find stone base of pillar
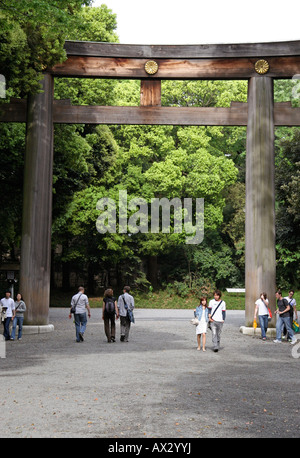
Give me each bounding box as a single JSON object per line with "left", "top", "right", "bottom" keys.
{"left": 240, "top": 326, "right": 276, "bottom": 337}
{"left": 20, "top": 325, "right": 54, "bottom": 335}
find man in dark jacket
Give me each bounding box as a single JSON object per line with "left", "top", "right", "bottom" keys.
{"left": 273, "top": 289, "right": 296, "bottom": 345}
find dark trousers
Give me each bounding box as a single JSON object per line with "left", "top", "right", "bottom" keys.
{"left": 104, "top": 314, "right": 116, "bottom": 341}
{"left": 3, "top": 317, "right": 11, "bottom": 340}
{"left": 120, "top": 315, "right": 131, "bottom": 341}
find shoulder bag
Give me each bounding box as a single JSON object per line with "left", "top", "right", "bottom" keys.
{"left": 71, "top": 293, "right": 82, "bottom": 314}
{"left": 123, "top": 295, "right": 135, "bottom": 323}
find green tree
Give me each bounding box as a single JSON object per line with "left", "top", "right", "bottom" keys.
{"left": 0, "top": 0, "right": 93, "bottom": 96}
{"left": 275, "top": 127, "right": 300, "bottom": 287}
{"left": 0, "top": 122, "right": 25, "bottom": 260}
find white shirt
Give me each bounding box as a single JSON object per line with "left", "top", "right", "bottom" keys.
{"left": 255, "top": 298, "right": 269, "bottom": 315}
{"left": 117, "top": 292, "right": 134, "bottom": 317}
{"left": 208, "top": 299, "right": 226, "bottom": 322}
{"left": 71, "top": 292, "right": 89, "bottom": 314}
{"left": 284, "top": 297, "right": 296, "bottom": 308}
{"left": 0, "top": 297, "right": 15, "bottom": 317}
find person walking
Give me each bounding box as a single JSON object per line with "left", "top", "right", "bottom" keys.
{"left": 208, "top": 290, "right": 226, "bottom": 352}
{"left": 0, "top": 291, "right": 15, "bottom": 341}
{"left": 69, "top": 286, "right": 91, "bottom": 342}
{"left": 273, "top": 289, "right": 296, "bottom": 345}
{"left": 117, "top": 286, "right": 134, "bottom": 342}
{"left": 102, "top": 288, "right": 119, "bottom": 342}
{"left": 283, "top": 289, "right": 297, "bottom": 341}
{"left": 194, "top": 297, "right": 209, "bottom": 351}
{"left": 11, "top": 293, "right": 26, "bottom": 340}
{"left": 254, "top": 292, "right": 269, "bottom": 340}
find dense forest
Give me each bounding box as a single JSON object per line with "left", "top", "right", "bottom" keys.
{"left": 0, "top": 1, "right": 299, "bottom": 298}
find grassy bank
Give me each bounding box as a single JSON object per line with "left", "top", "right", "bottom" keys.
{"left": 50, "top": 289, "right": 299, "bottom": 311}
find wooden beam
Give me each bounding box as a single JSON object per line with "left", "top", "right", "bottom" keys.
{"left": 1, "top": 100, "right": 300, "bottom": 126}
{"left": 49, "top": 56, "right": 300, "bottom": 80}
{"left": 140, "top": 80, "right": 161, "bottom": 106}
{"left": 274, "top": 101, "right": 300, "bottom": 126}
{"left": 64, "top": 40, "right": 300, "bottom": 59}
{"left": 52, "top": 104, "right": 248, "bottom": 125}
{"left": 0, "top": 99, "right": 27, "bottom": 122}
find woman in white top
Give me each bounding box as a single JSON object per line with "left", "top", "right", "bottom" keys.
{"left": 254, "top": 292, "right": 269, "bottom": 340}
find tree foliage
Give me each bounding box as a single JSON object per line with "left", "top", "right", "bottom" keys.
{"left": 0, "top": 0, "right": 93, "bottom": 95}
{"left": 275, "top": 127, "right": 300, "bottom": 287}
{"left": 0, "top": 3, "right": 299, "bottom": 294}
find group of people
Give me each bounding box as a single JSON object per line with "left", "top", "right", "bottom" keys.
{"left": 193, "top": 288, "right": 298, "bottom": 352}
{"left": 1, "top": 285, "right": 298, "bottom": 349}
{"left": 0, "top": 290, "right": 26, "bottom": 341}
{"left": 69, "top": 285, "right": 134, "bottom": 343}
{"left": 254, "top": 289, "right": 298, "bottom": 344}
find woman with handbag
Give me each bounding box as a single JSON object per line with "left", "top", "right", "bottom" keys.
{"left": 194, "top": 297, "right": 209, "bottom": 351}
{"left": 254, "top": 292, "right": 270, "bottom": 340}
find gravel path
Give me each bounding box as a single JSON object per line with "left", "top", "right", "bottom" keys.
{"left": 1, "top": 308, "right": 299, "bottom": 438}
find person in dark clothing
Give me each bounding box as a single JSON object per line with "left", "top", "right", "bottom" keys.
{"left": 273, "top": 289, "right": 296, "bottom": 345}
{"left": 102, "top": 288, "right": 119, "bottom": 343}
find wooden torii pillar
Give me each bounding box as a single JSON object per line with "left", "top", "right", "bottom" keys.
{"left": 245, "top": 77, "right": 275, "bottom": 326}
{"left": 20, "top": 74, "right": 54, "bottom": 325}
{"left": 1, "top": 40, "right": 300, "bottom": 326}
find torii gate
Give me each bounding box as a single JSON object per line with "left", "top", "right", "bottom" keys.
{"left": 1, "top": 40, "right": 300, "bottom": 326}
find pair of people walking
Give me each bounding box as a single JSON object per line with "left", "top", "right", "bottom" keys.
{"left": 102, "top": 286, "right": 134, "bottom": 343}
{"left": 0, "top": 291, "right": 26, "bottom": 341}
{"left": 194, "top": 290, "right": 226, "bottom": 352}
{"left": 69, "top": 285, "right": 134, "bottom": 343}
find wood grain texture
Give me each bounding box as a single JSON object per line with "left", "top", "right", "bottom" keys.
{"left": 49, "top": 56, "right": 300, "bottom": 79}
{"left": 64, "top": 40, "right": 300, "bottom": 59}
{"left": 140, "top": 80, "right": 161, "bottom": 106}
{"left": 245, "top": 77, "right": 276, "bottom": 327}
{"left": 52, "top": 104, "right": 248, "bottom": 125}
{"left": 0, "top": 99, "right": 27, "bottom": 122}
{"left": 19, "top": 75, "right": 54, "bottom": 325}
{"left": 2, "top": 100, "right": 300, "bottom": 126}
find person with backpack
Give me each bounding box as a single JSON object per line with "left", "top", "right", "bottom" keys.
{"left": 102, "top": 288, "right": 118, "bottom": 343}
{"left": 117, "top": 286, "right": 135, "bottom": 342}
